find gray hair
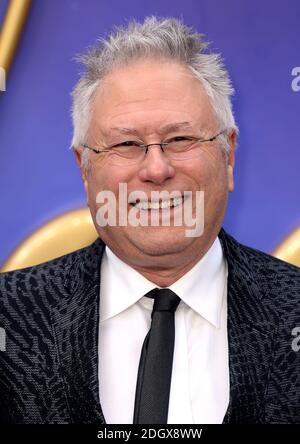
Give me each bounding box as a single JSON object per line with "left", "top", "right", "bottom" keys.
{"left": 71, "top": 16, "right": 238, "bottom": 165}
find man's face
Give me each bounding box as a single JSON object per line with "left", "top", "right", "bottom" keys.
{"left": 76, "top": 59, "right": 235, "bottom": 272}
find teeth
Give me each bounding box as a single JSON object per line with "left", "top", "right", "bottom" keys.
{"left": 134, "top": 197, "right": 183, "bottom": 210}
{"left": 151, "top": 202, "right": 160, "bottom": 209}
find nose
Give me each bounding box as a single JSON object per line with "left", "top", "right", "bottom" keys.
{"left": 137, "top": 145, "right": 175, "bottom": 184}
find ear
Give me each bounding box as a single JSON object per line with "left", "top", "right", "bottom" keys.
{"left": 73, "top": 147, "right": 89, "bottom": 196}
{"left": 227, "top": 130, "right": 236, "bottom": 192}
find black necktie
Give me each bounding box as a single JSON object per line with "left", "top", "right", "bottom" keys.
{"left": 133, "top": 288, "right": 181, "bottom": 424}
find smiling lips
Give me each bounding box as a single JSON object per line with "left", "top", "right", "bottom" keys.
{"left": 130, "top": 196, "right": 184, "bottom": 210}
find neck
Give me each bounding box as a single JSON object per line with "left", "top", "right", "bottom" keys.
{"left": 129, "top": 243, "right": 213, "bottom": 287}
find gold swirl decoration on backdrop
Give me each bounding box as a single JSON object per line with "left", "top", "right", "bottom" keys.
{"left": 0, "top": 0, "right": 32, "bottom": 74}
{"left": 273, "top": 226, "right": 300, "bottom": 267}
{"left": 1, "top": 208, "right": 98, "bottom": 272}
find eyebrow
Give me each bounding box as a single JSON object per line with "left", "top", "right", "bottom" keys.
{"left": 109, "top": 122, "right": 194, "bottom": 136}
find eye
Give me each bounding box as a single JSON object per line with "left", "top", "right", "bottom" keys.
{"left": 166, "top": 136, "right": 194, "bottom": 143}
{"left": 111, "top": 140, "right": 141, "bottom": 148}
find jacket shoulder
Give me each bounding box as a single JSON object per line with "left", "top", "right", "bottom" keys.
{"left": 220, "top": 228, "right": 300, "bottom": 274}
{"left": 0, "top": 238, "right": 104, "bottom": 307}
{"left": 219, "top": 228, "right": 300, "bottom": 309}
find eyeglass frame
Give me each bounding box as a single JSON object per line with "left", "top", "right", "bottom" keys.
{"left": 80, "top": 128, "right": 227, "bottom": 158}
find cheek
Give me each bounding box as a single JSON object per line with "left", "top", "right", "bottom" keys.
{"left": 197, "top": 157, "right": 229, "bottom": 201}
{"left": 86, "top": 164, "right": 131, "bottom": 209}
{"left": 87, "top": 162, "right": 115, "bottom": 192}
{"left": 84, "top": 168, "right": 108, "bottom": 210}
{"left": 182, "top": 155, "right": 226, "bottom": 191}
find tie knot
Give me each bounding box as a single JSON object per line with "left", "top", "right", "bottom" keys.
{"left": 146, "top": 288, "right": 181, "bottom": 314}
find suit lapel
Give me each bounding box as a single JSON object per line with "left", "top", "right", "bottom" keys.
{"left": 219, "top": 230, "right": 279, "bottom": 423}
{"left": 51, "top": 238, "right": 106, "bottom": 424}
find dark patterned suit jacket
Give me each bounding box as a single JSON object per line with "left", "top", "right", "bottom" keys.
{"left": 0, "top": 229, "right": 300, "bottom": 424}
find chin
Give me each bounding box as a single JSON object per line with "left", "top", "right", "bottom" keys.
{"left": 128, "top": 226, "right": 195, "bottom": 257}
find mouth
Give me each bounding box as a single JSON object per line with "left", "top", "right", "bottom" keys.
{"left": 129, "top": 195, "right": 185, "bottom": 210}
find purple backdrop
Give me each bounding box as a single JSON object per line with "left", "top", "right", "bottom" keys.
{"left": 0, "top": 0, "right": 299, "bottom": 266}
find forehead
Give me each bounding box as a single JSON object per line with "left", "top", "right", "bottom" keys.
{"left": 90, "top": 59, "right": 216, "bottom": 133}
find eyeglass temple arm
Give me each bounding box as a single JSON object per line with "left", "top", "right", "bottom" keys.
{"left": 82, "top": 143, "right": 110, "bottom": 154}
{"left": 199, "top": 129, "right": 226, "bottom": 143}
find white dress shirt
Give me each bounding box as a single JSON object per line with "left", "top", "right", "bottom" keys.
{"left": 98, "top": 238, "right": 229, "bottom": 424}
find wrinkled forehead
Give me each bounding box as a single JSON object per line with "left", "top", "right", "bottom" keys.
{"left": 88, "top": 58, "right": 217, "bottom": 137}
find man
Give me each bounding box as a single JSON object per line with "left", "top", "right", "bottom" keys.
{"left": 0, "top": 17, "right": 299, "bottom": 424}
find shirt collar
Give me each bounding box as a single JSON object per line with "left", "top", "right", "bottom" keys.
{"left": 169, "top": 239, "right": 227, "bottom": 327}
{"left": 100, "top": 238, "right": 227, "bottom": 328}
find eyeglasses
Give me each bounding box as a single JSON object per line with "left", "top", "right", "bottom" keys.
{"left": 81, "top": 129, "right": 226, "bottom": 166}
